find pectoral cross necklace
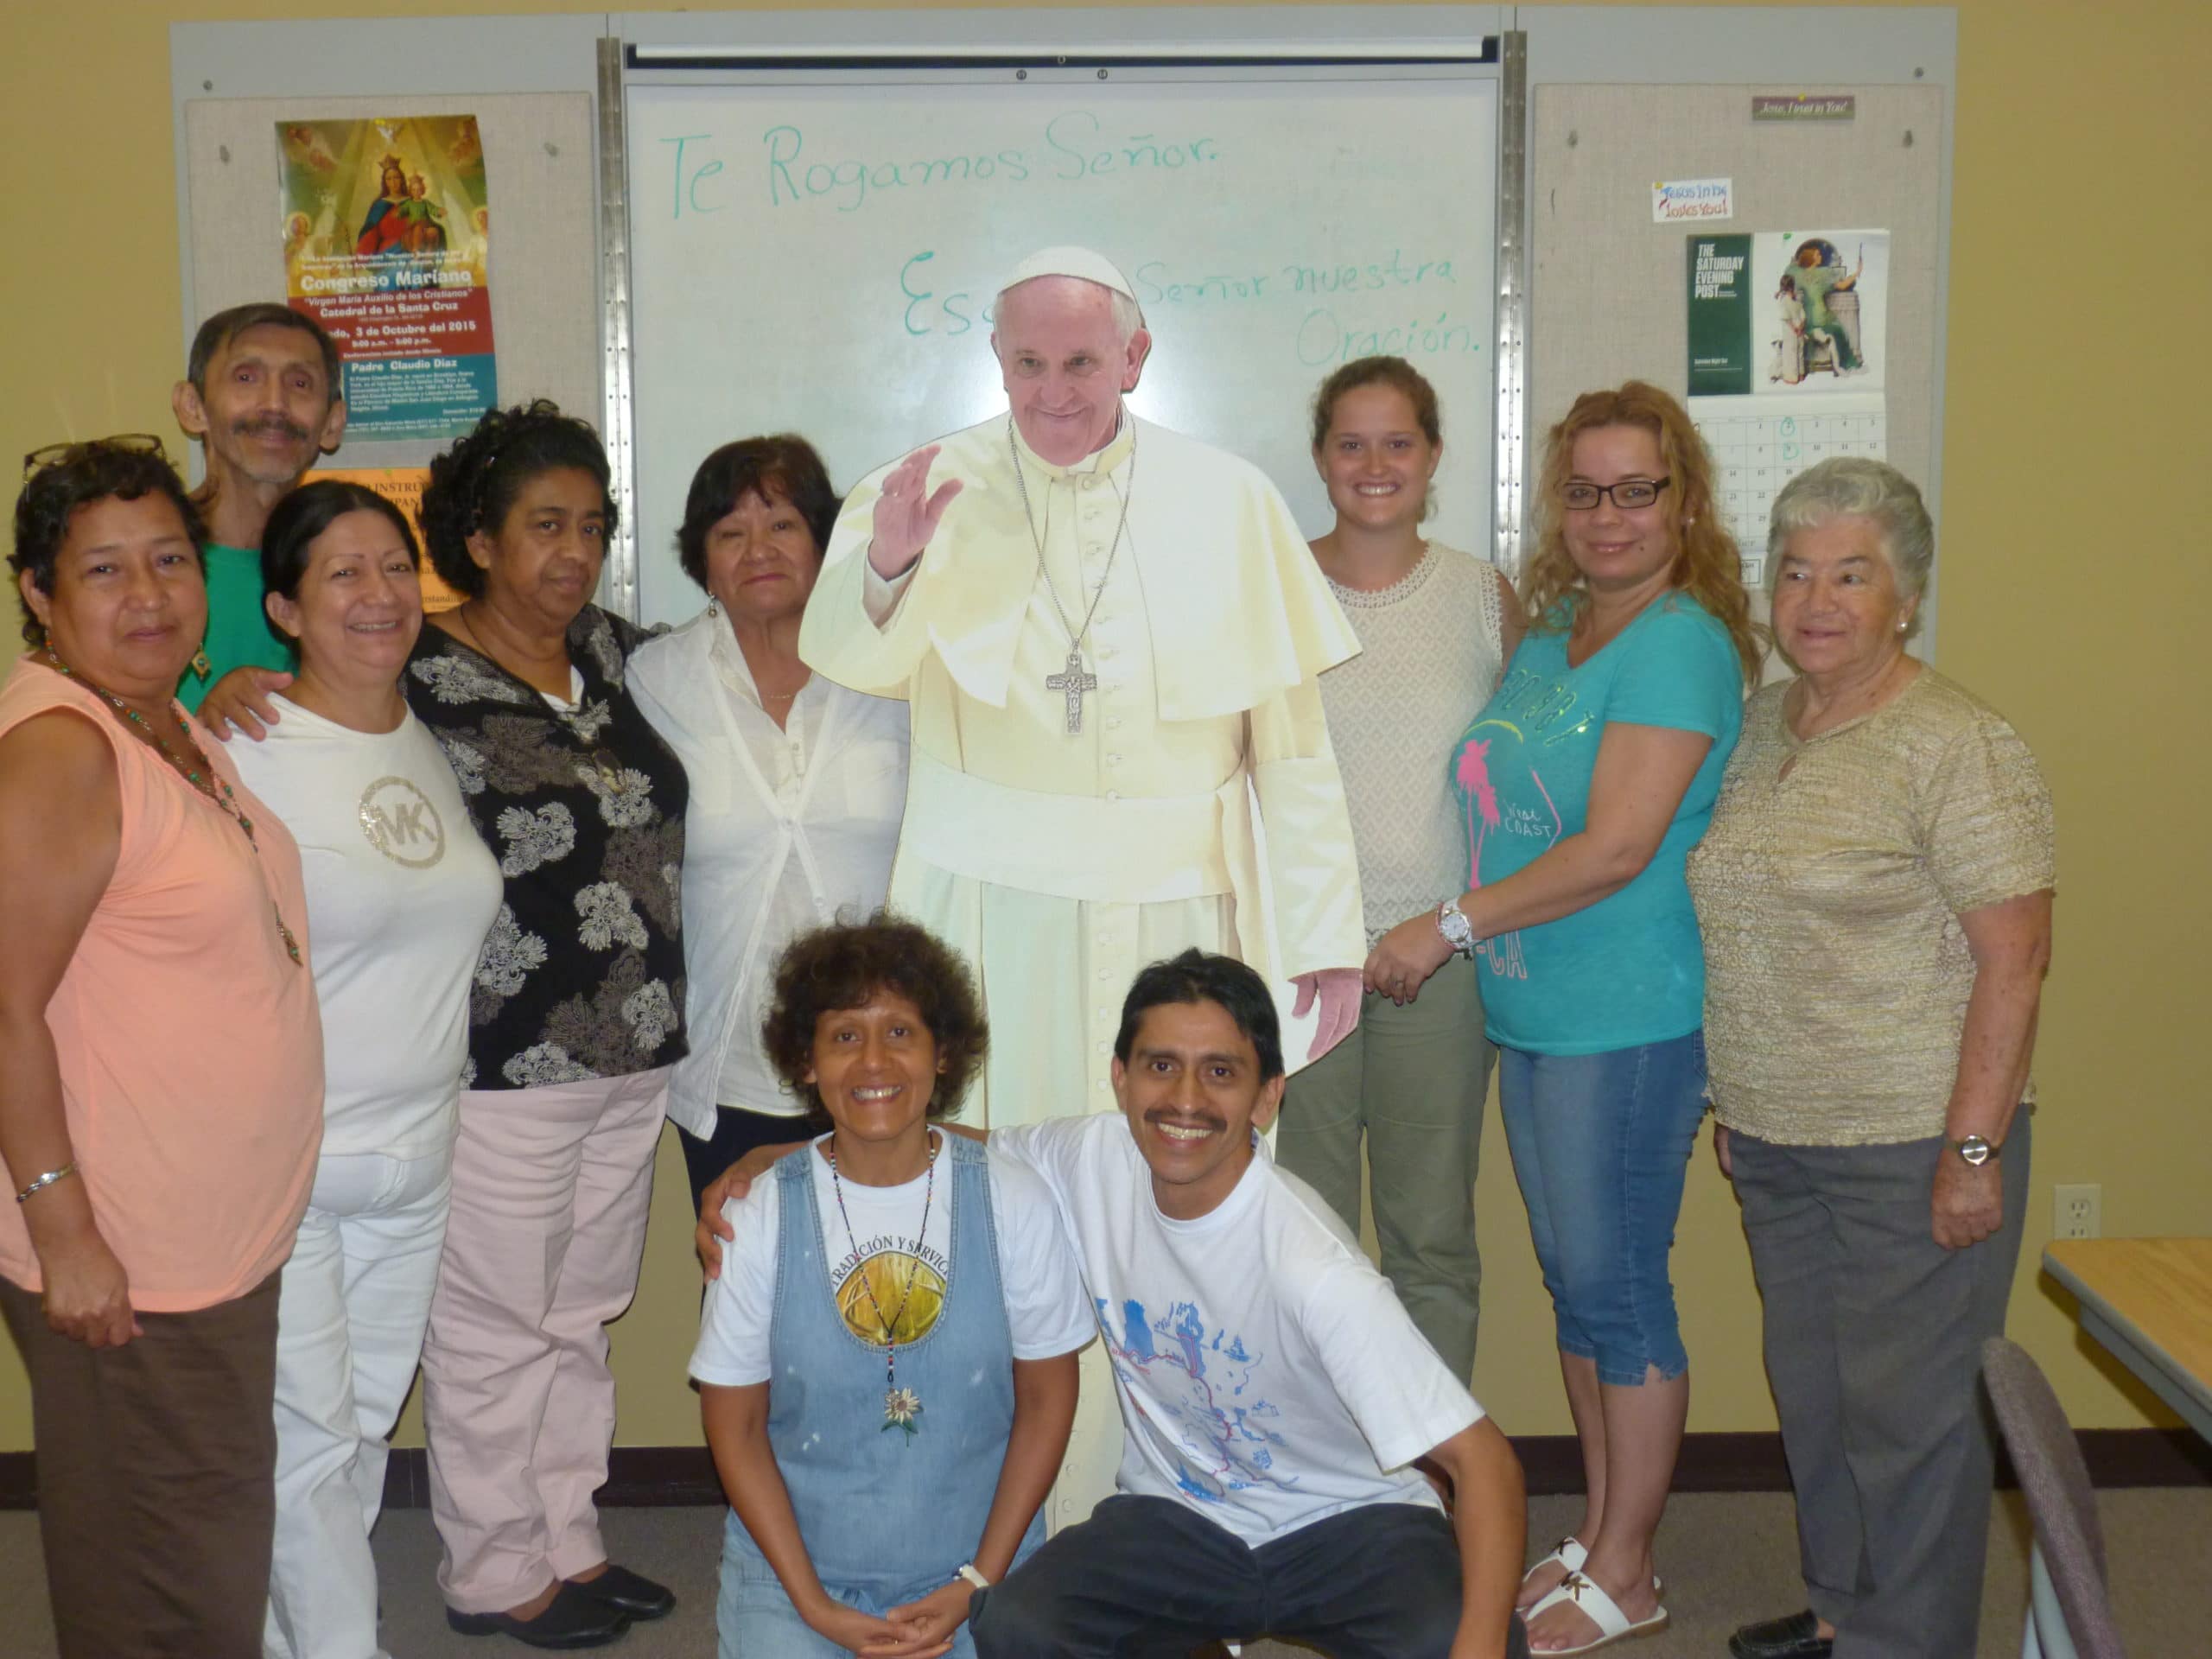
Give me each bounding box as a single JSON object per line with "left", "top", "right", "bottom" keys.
{"left": 1008, "top": 416, "right": 1136, "bottom": 734}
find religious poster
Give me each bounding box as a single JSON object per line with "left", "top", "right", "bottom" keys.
{"left": 298, "top": 467, "right": 465, "bottom": 613}
{"left": 1687, "top": 230, "right": 1890, "bottom": 581}
{"left": 279, "top": 116, "right": 496, "bottom": 442}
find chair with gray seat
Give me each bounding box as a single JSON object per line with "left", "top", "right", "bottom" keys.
{"left": 1980, "top": 1336, "right": 2126, "bottom": 1659}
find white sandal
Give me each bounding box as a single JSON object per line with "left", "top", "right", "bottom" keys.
{"left": 1525, "top": 1570, "right": 1669, "bottom": 1656}
{"left": 1522, "top": 1536, "right": 1663, "bottom": 1598}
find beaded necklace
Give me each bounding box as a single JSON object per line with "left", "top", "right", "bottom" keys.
{"left": 38, "top": 649, "right": 303, "bottom": 968}
{"left": 824, "top": 1130, "right": 938, "bottom": 1440}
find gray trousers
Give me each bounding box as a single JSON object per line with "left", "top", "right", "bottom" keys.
{"left": 1275, "top": 954, "right": 1494, "bottom": 1381}
{"left": 1729, "top": 1117, "right": 2031, "bottom": 1659}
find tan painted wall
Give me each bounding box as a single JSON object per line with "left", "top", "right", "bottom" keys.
{"left": 4, "top": 0, "right": 2206, "bottom": 1454}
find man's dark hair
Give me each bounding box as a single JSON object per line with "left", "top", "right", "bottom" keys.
{"left": 1114, "top": 949, "right": 1285, "bottom": 1081}
{"left": 260, "top": 480, "right": 421, "bottom": 644}
{"left": 11, "top": 442, "right": 207, "bottom": 645}
{"left": 677, "top": 435, "right": 842, "bottom": 588}
{"left": 187, "top": 302, "right": 342, "bottom": 403}
{"left": 760, "top": 916, "right": 989, "bottom": 1128}
{"left": 416, "top": 399, "right": 615, "bottom": 601}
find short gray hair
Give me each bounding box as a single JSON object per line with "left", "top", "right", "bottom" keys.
{"left": 992, "top": 278, "right": 1146, "bottom": 346}
{"left": 1768, "top": 456, "right": 1936, "bottom": 603}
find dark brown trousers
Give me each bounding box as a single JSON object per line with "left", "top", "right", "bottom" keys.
{"left": 1, "top": 1269, "right": 281, "bottom": 1659}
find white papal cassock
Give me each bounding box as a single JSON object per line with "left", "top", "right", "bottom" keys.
{"left": 800, "top": 412, "right": 1366, "bottom": 1128}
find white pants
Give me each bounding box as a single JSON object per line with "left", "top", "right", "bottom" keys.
{"left": 264, "top": 1148, "right": 453, "bottom": 1659}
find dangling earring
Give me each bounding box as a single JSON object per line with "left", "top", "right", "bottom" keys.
{"left": 707, "top": 594, "right": 720, "bottom": 619}
{"left": 191, "top": 643, "right": 213, "bottom": 680}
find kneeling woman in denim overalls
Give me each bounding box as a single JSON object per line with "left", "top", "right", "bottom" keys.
{"left": 692, "top": 918, "right": 1090, "bottom": 1658}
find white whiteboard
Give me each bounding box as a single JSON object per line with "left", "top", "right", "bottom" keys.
{"left": 625, "top": 73, "right": 1499, "bottom": 627}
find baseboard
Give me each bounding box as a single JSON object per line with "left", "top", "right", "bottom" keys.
{"left": 8, "top": 1428, "right": 2205, "bottom": 1512}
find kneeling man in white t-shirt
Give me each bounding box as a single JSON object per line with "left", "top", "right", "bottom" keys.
{"left": 702, "top": 947, "right": 1528, "bottom": 1657}
{"left": 979, "top": 949, "right": 1527, "bottom": 1659}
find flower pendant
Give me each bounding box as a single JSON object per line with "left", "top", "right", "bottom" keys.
{"left": 881, "top": 1387, "right": 923, "bottom": 1439}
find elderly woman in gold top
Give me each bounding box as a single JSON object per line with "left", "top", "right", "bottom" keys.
{"left": 1687, "top": 457, "right": 2054, "bottom": 1659}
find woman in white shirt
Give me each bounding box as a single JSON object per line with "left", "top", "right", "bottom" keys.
{"left": 629, "top": 436, "right": 910, "bottom": 1221}
{"left": 228, "top": 481, "right": 502, "bottom": 1659}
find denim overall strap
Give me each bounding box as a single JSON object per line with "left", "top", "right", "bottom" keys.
{"left": 752, "top": 1134, "right": 1023, "bottom": 1599}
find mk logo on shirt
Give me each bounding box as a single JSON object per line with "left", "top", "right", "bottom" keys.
{"left": 358, "top": 777, "right": 447, "bottom": 868}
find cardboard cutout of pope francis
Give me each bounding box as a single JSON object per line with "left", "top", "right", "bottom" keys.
{"left": 800, "top": 245, "right": 1367, "bottom": 1128}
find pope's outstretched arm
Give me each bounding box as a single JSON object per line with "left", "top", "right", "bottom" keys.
{"left": 798, "top": 445, "right": 961, "bottom": 698}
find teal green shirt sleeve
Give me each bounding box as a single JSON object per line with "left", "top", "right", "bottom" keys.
{"left": 1604, "top": 601, "right": 1741, "bottom": 742}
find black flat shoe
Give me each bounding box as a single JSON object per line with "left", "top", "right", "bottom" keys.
{"left": 1729, "top": 1610, "right": 1834, "bottom": 1659}
{"left": 447, "top": 1583, "right": 632, "bottom": 1649}
{"left": 568, "top": 1564, "right": 677, "bottom": 1622}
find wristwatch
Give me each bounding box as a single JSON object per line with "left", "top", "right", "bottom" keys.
{"left": 1434, "top": 899, "right": 1478, "bottom": 957}
{"left": 1948, "top": 1134, "right": 2001, "bottom": 1167}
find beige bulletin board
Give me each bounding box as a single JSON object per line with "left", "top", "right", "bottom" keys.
{"left": 180, "top": 90, "right": 600, "bottom": 472}
{"left": 1529, "top": 79, "right": 1946, "bottom": 646}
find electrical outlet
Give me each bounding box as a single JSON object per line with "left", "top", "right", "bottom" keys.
{"left": 2053, "top": 1183, "right": 2101, "bottom": 1241}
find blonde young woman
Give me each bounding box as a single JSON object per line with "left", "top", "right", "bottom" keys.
{"left": 1367, "top": 382, "right": 1763, "bottom": 1656}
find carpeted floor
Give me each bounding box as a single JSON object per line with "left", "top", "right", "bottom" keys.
{"left": 3, "top": 1487, "right": 2204, "bottom": 1656}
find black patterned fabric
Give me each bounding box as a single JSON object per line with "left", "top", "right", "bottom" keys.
{"left": 403, "top": 606, "right": 690, "bottom": 1089}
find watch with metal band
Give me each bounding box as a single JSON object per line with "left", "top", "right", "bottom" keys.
{"left": 1434, "top": 898, "right": 1477, "bottom": 957}
{"left": 1948, "top": 1134, "right": 2001, "bottom": 1167}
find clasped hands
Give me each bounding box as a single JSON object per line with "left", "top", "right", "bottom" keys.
{"left": 804, "top": 1578, "right": 972, "bottom": 1659}
{"left": 1363, "top": 912, "right": 1457, "bottom": 1007}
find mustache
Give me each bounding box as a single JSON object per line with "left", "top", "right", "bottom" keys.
{"left": 1144, "top": 1108, "right": 1226, "bottom": 1133}
{"left": 230, "top": 414, "right": 313, "bottom": 443}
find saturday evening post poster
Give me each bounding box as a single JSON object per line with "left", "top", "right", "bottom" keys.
{"left": 279, "top": 116, "right": 496, "bottom": 442}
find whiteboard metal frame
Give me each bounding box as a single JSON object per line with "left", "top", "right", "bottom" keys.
{"left": 1494, "top": 31, "right": 1530, "bottom": 575}
{"left": 597, "top": 36, "right": 641, "bottom": 620}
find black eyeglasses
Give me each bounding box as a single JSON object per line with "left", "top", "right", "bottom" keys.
{"left": 1561, "top": 476, "right": 1671, "bottom": 512}
{"left": 22, "top": 434, "right": 169, "bottom": 480}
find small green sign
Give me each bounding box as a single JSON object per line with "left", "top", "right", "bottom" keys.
{"left": 1687, "top": 234, "right": 1753, "bottom": 397}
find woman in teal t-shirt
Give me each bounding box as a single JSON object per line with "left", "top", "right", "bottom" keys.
{"left": 1366, "top": 382, "right": 1761, "bottom": 1656}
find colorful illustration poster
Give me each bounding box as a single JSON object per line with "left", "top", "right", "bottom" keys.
{"left": 299, "top": 467, "right": 465, "bottom": 613}
{"left": 1687, "top": 230, "right": 1891, "bottom": 581}
{"left": 280, "top": 117, "right": 496, "bottom": 442}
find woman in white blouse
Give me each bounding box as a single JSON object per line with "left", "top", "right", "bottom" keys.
{"left": 629, "top": 436, "right": 910, "bottom": 1219}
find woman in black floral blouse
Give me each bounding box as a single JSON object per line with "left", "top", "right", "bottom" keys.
{"left": 404, "top": 401, "right": 688, "bottom": 1647}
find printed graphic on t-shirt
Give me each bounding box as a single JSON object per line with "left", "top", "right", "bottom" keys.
{"left": 1099, "top": 1295, "right": 1285, "bottom": 1503}
{"left": 1457, "top": 663, "right": 1586, "bottom": 982}
{"left": 829, "top": 1229, "right": 948, "bottom": 1347}
{"left": 358, "top": 774, "right": 447, "bottom": 868}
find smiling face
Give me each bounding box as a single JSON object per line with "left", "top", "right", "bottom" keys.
{"left": 703, "top": 489, "right": 822, "bottom": 627}
{"left": 1770, "top": 514, "right": 1913, "bottom": 683}
{"left": 265, "top": 509, "right": 423, "bottom": 691}
{"left": 175, "top": 321, "right": 346, "bottom": 497}
{"left": 467, "top": 465, "right": 607, "bottom": 633}
{"left": 992, "top": 276, "right": 1151, "bottom": 467}
{"left": 1113, "top": 998, "right": 1286, "bottom": 1221}
{"left": 1314, "top": 382, "right": 1440, "bottom": 535}
{"left": 804, "top": 988, "right": 944, "bottom": 1154}
{"left": 1560, "top": 423, "right": 1678, "bottom": 597}
{"left": 21, "top": 494, "right": 207, "bottom": 700}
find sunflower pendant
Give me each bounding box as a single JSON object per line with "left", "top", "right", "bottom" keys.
{"left": 882, "top": 1388, "right": 923, "bottom": 1440}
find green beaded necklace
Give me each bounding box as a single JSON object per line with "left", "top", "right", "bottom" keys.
{"left": 40, "top": 649, "right": 304, "bottom": 968}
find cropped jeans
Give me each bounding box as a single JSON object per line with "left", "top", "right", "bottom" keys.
{"left": 1497, "top": 1030, "right": 1708, "bottom": 1385}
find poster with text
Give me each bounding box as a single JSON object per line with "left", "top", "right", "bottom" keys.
{"left": 1688, "top": 230, "right": 1889, "bottom": 397}
{"left": 280, "top": 116, "right": 496, "bottom": 442}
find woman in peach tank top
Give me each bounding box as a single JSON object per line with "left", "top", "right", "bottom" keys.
{"left": 0, "top": 439, "right": 322, "bottom": 1659}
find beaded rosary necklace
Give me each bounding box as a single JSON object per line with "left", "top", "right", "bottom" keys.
{"left": 39, "top": 650, "right": 303, "bottom": 968}
{"left": 824, "top": 1131, "right": 938, "bottom": 1440}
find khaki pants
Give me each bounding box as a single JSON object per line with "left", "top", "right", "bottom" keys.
{"left": 0, "top": 1269, "right": 281, "bottom": 1659}
{"left": 1274, "top": 954, "right": 1494, "bottom": 1381}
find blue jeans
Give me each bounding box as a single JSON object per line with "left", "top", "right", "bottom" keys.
{"left": 1497, "top": 1031, "right": 1707, "bottom": 1385}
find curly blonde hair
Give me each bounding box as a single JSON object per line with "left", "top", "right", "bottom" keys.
{"left": 1521, "top": 382, "right": 1764, "bottom": 683}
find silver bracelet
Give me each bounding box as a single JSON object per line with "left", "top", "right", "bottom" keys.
{"left": 15, "top": 1161, "right": 79, "bottom": 1205}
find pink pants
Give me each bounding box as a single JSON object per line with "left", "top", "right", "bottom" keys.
{"left": 420, "top": 1068, "right": 669, "bottom": 1613}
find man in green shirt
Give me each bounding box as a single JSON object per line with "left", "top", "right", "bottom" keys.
{"left": 169, "top": 303, "right": 347, "bottom": 709}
